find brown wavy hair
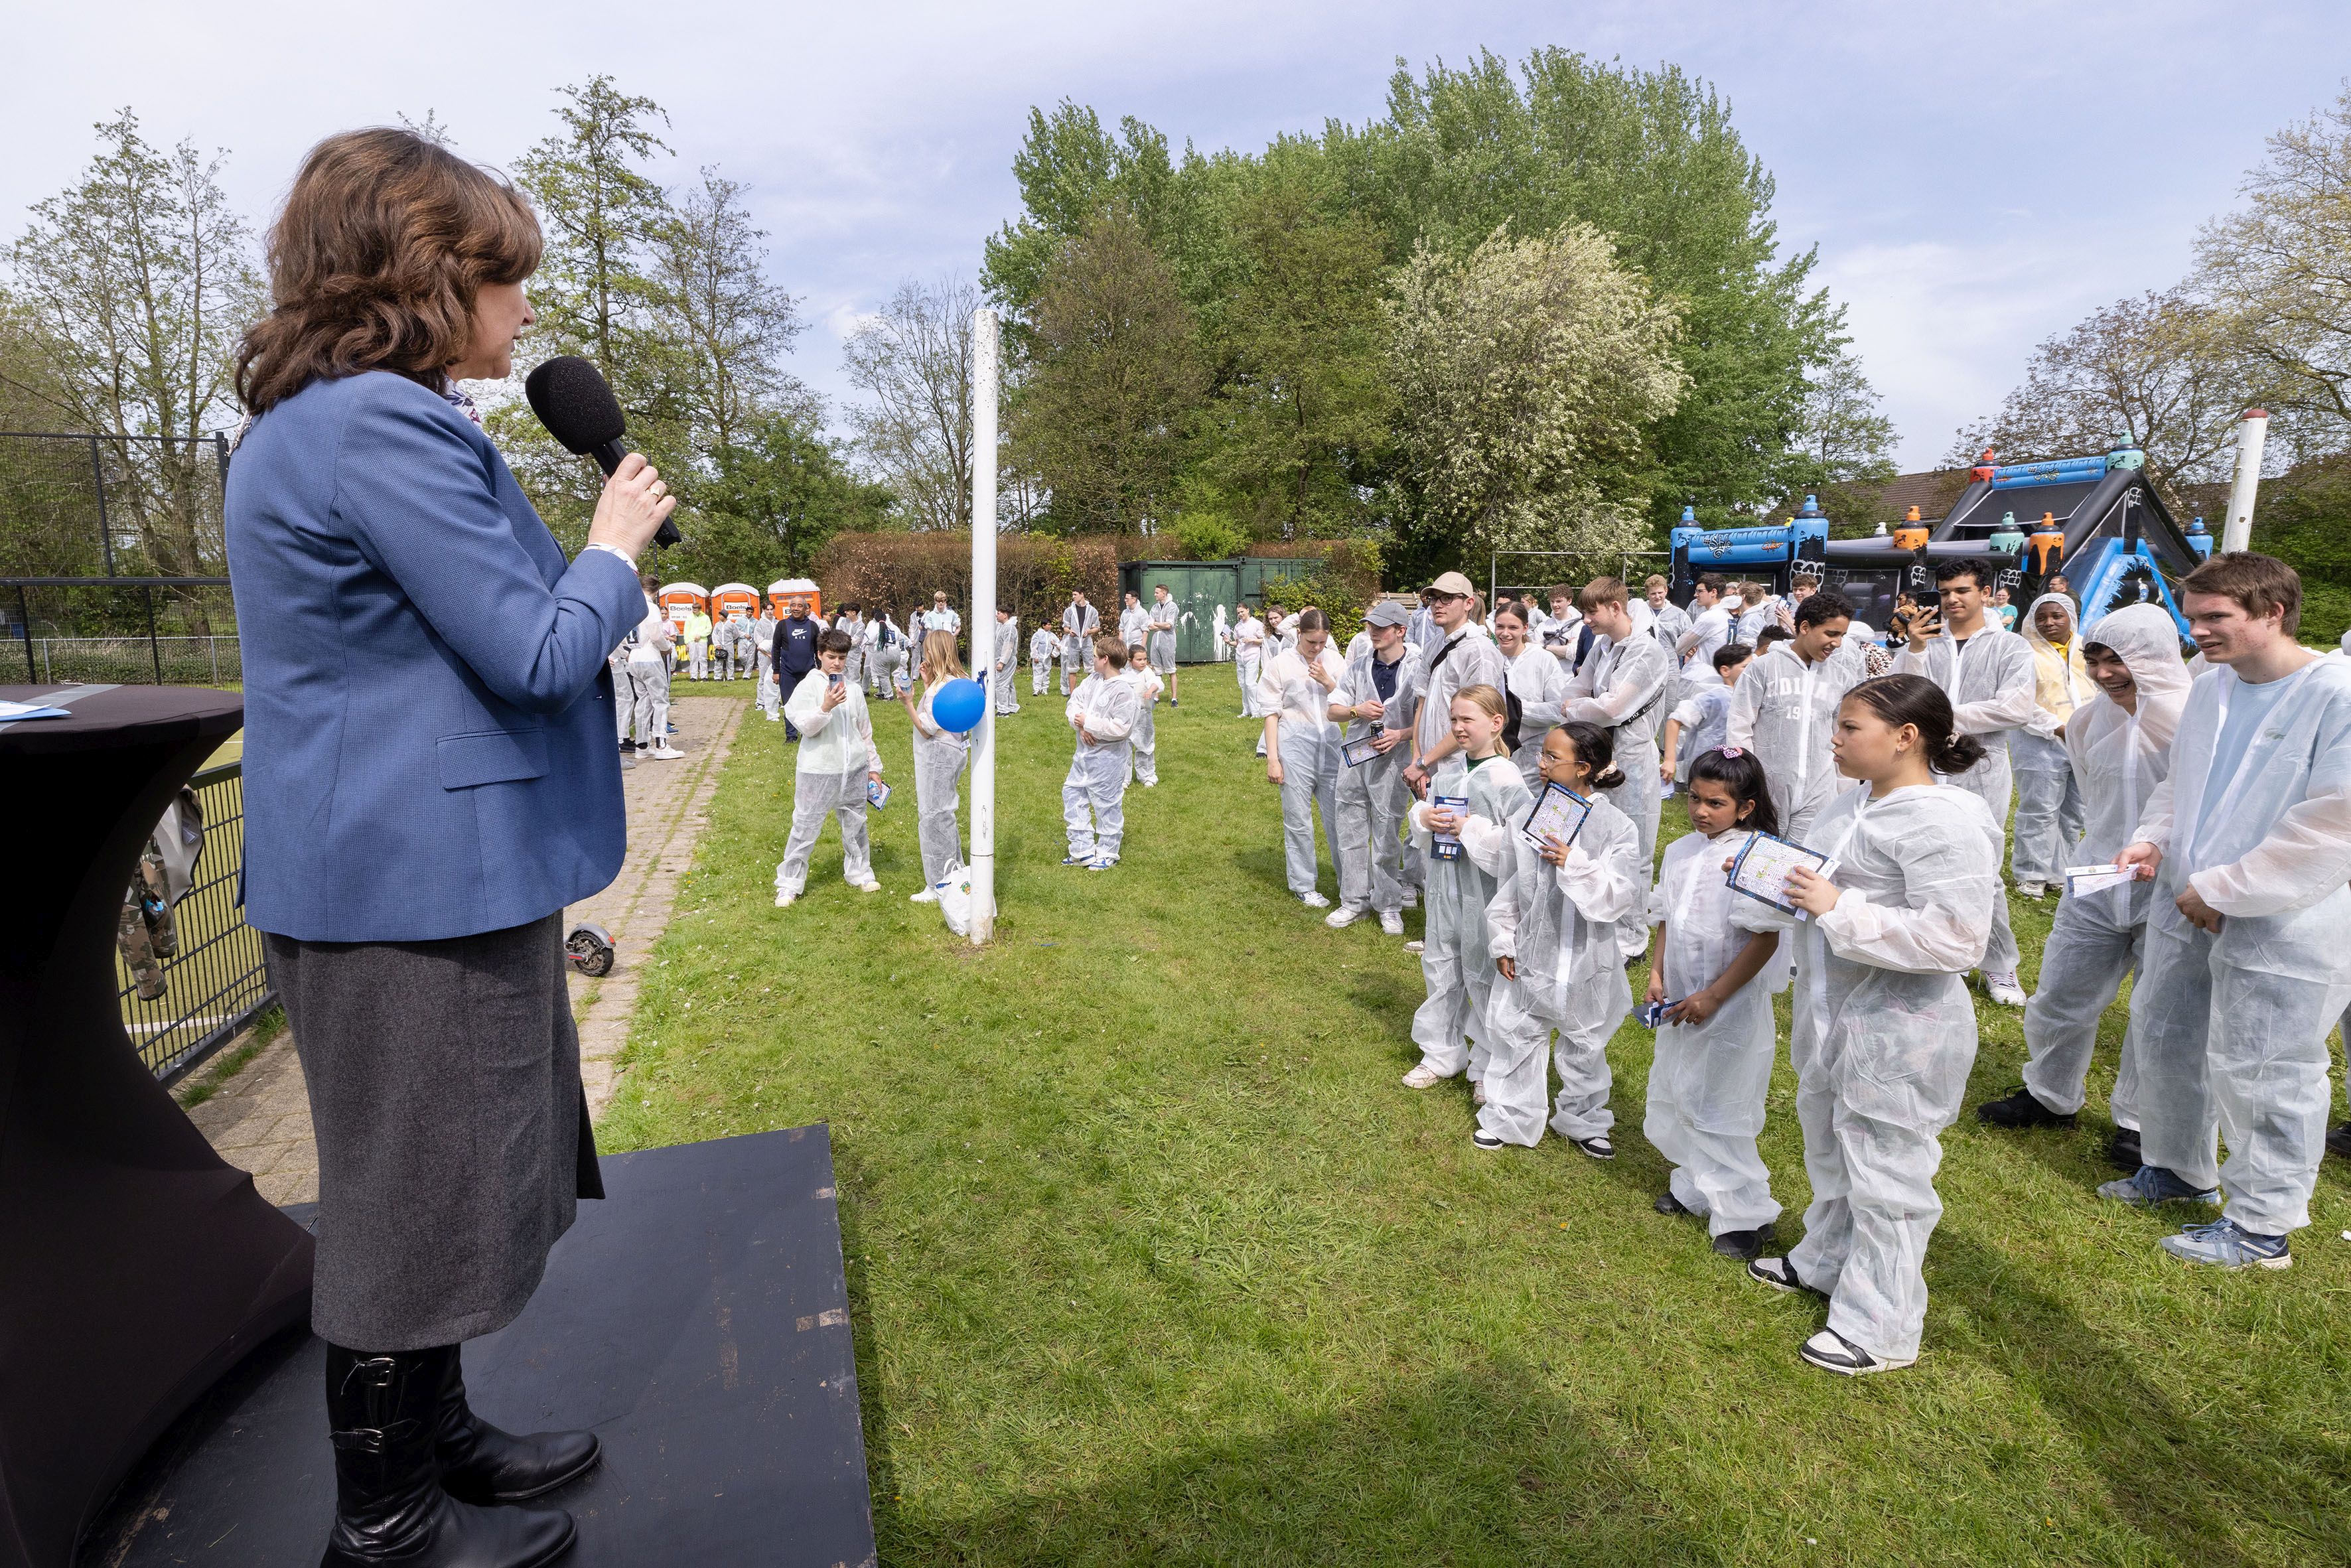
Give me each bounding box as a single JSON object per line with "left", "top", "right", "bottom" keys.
{"left": 236, "top": 128, "right": 541, "bottom": 414}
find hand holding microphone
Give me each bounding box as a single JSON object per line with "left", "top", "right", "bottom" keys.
{"left": 524, "top": 354, "right": 684, "bottom": 555}
{"left": 589, "top": 453, "right": 675, "bottom": 559}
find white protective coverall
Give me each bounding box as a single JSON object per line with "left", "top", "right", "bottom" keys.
{"left": 1062, "top": 670, "right": 1138, "bottom": 861}
{"left": 2017, "top": 604, "right": 2188, "bottom": 1122}
{"left": 1727, "top": 639, "right": 1871, "bottom": 845}
{"left": 1563, "top": 628, "right": 1674, "bottom": 952}
{"left": 1212, "top": 604, "right": 1230, "bottom": 661}
{"left": 1482, "top": 790, "right": 1642, "bottom": 1145}
{"left": 1406, "top": 756, "right": 1532, "bottom": 1080}
{"left": 1892, "top": 622, "right": 2036, "bottom": 975}
{"left": 624, "top": 597, "right": 673, "bottom": 746}
{"left": 1331, "top": 641, "right": 1424, "bottom": 918}
{"left": 1126, "top": 663, "right": 1164, "bottom": 786}
{"left": 1118, "top": 601, "right": 1150, "bottom": 652}
{"left": 1062, "top": 602, "right": 1100, "bottom": 680}
{"left": 993, "top": 617, "right": 1021, "bottom": 714}
{"left": 1501, "top": 641, "right": 1571, "bottom": 790}
{"left": 910, "top": 680, "right": 970, "bottom": 887}
{"left": 1644, "top": 828, "right": 1787, "bottom": 1236}
{"left": 1259, "top": 642, "right": 1348, "bottom": 896}
{"left": 1147, "top": 595, "right": 1178, "bottom": 675}
{"left": 1413, "top": 624, "right": 1510, "bottom": 774}
{"left": 1782, "top": 782, "right": 2001, "bottom": 1364}
{"left": 2011, "top": 593, "right": 2091, "bottom": 887}
{"left": 1030, "top": 625, "right": 1058, "bottom": 693}
{"left": 776, "top": 675, "right": 884, "bottom": 895}
{"left": 836, "top": 615, "right": 866, "bottom": 689}
{"left": 1234, "top": 612, "right": 1267, "bottom": 717}
{"left": 2127, "top": 652, "right": 2351, "bottom": 1236}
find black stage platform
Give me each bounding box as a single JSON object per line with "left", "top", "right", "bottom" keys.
{"left": 78, "top": 1127, "right": 877, "bottom": 1567}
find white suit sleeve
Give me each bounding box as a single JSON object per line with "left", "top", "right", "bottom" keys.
{"left": 1556, "top": 814, "right": 1643, "bottom": 924}
{"left": 1725, "top": 664, "right": 1760, "bottom": 748}
{"left": 1954, "top": 638, "right": 2039, "bottom": 737}
{"left": 1090, "top": 679, "right": 1138, "bottom": 742}
{"left": 1817, "top": 808, "right": 1998, "bottom": 973}
{"left": 785, "top": 676, "right": 833, "bottom": 733}
{"left": 1065, "top": 688, "right": 1086, "bottom": 729}
{"left": 1407, "top": 799, "right": 1440, "bottom": 847}
{"left": 1486, "top": 851, "right": 1524, "bottom": 961}
{"left": 1890, "top": 645, "right": 1930, "bottom": 678}
{"left": 1460, "top": 814, "right": 1513, "bottom": 877}
{"left": 1255, "top": 658, "right": 1287, "bottom": 718}
{"left": 2187, "top": 713, "right": 2351, "bottom": 918}
{"left": 1516, "top": 654, "right": 1570, "bottom": 729}
{"left": 1565, "top": 642, "right": 1666, "bottom": 725}
{"left": 2131, "top": 770, "right": 2176, "bottom": 852}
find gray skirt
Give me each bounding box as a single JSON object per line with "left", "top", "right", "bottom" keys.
{"left": 265, "top": 912, "right": 599, "bottom": 1350}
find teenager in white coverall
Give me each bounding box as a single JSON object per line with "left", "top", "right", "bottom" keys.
{"left": 1727, "top": 588, "right": 1869, "bottom": 845}
{"left": 1750, "top": 674, "right": 2001, "bottom": 1377}
{"left": 1480, "top": 723, "right": 1642, "bottom": 1154}
{"left": 991, "top": 610, "right": 1020, "bottom": 715}
{"left": 1890, "top": 557, "right": 2036, "bottom": 1005}
{"left": 2104, "top": 556, "right": 2351, "bottom": 1269}
{"left": 1063, "top": 637, "right": 1137, "bottom": 867}
{"left": 2011, "top": 593, "right": 2092, "bottom": 896}
{"left": 899, "top": 628, "right": 971, "bottom": 898}
{"left": 1030, "top": 624, "right": 1059, "bottom": 695}
{"left": 1561, "top": 578, "right": 1673, "bottom": 957}
{"left": 1977, "top": 604, "right": 2188, "bottom": 1162}
{"left": 1326, "top": 603, "right": 1423, "bottom": 935}
{"left": 1494, "top": 604, "right": 1569, "bottom": 790}
{"left": 1259, "top": 608, "right": 1348, "bottom": 905}
{"left": 774, "top": 630, "right": 885, "bottom": 903}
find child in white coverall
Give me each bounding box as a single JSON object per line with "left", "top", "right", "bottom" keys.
{"left": 1064, "top": 636, "right": 1139, "bottom": 869}
{"left": 774, "top": 629, "right": 885, "bottom": 906}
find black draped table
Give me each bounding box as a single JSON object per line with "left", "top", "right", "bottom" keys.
{"left": 0, "top": 685, "right": 314, "bottom": 1568}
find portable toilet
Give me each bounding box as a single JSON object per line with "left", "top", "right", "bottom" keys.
{"left": 766, "top": 577, "right": 821, "bottom": 621}
{"left": 656, "top": 582, "right": 708, "bottom": 639}
{"left": 710, "top": 582, "right": 761, "bottom": 624}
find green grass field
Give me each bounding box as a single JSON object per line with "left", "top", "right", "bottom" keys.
{"left": 597, "top": 670, "right": 2351, "bottom": 1567}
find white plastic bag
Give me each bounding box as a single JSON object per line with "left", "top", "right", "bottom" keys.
{"left": 935, "top": 867, "right": 973, "bottom": 936}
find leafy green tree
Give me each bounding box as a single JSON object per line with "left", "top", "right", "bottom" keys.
{"left": 5, "top": 109, "right": 261, "bottom": 622}
{"left": 981, "top": 102, "right": 1173, "bottom": 349}
{"left": 1383, "top": 222, "right": 1686, "bottom": 576}
{"left": 1009, "top": 212, "right": 1206, "bottom": 533}
{"left": 1193, "top": 172, "right": 1395, "bottom": 539}
{"left": 687, "top": 409, "right": 893, "bottom": 579}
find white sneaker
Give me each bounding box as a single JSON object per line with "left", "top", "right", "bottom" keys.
{"left": 855, "top": 880, "right": 883, "bottom": 893}
{"left": 1299, "top": 891, "right": 1331, "bottom": 909}
{"left": 1400, "top": 1064, "right": 1446, "bottom": 1090}
{"left": 910, "top": 887, "right": 940, "bottom": 903}
{"left": 2016, "top": 881, "right": 2046, "bottom": 900}
{"left": 1400, "top": 889, "right": 1419, "bottom": 910}
{"left": 1403, "top": 939, "right": 1425, "bottom": 954}
{"left": 1378, "top": 911, "right": 1405, "bottom": 936}
{"left": 648, "top": 744, "right": 685, "bottom": 759}
{"left": 774, "top": 887, "right": 798, "bottom": 907}
{"left": 1324, "top": 904, "right": 1366, "bottom": 928}
{"left": 765, "top": 711, "right": 780, "bottom": 722}
{"left": 1983, "top": 969, "right": 2028, "bottom": 1007}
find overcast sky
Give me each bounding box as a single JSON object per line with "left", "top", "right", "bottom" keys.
{"left": 9, "top": 1, "right": 2345, "bottom": 470}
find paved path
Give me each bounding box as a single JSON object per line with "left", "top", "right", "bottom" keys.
{"left": 178, "top": 696, "right": 743, "bottom": 1206}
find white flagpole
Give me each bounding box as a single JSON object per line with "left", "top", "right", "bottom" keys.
{"left": 968, "top": 307, "right": 1000, "bottom": 945}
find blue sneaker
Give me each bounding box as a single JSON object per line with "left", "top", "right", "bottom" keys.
{"left": 2097, "top": 1165, "right": 2224, "bottom": 1208}
{"left": 2159, "top": 1218, "right": 2291, "bottom": 1270}
{"left": 1086, "top": 856, "right": 1115, "bottom": 871}
{"left": 1062, "top": 853, "right": 1089, "bottom": 866}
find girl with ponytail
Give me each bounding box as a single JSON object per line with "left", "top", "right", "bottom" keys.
{"left": 1745, "top": 673, "right": 2001, "bottom": 1378}
{"left": 1400, "top": 685, "right": 1532, "bottom": 1096}
{"left": 1476, "top": 721, "right": 1644, "bottom": 1154}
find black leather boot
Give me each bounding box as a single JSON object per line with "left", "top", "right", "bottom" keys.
{"left": 321, "top": 1344, "right": 577, "bottom": 1567}
{"left": 431, "top": 1345, "right": 602, "bottom": 1504}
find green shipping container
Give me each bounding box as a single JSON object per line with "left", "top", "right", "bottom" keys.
{"left": 1117, "top": 560, "right": 1238, "bottom": 664}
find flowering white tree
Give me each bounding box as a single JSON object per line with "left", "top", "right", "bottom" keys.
{"left": 1384, "top": 222, "right": 1687, "bottom": 563}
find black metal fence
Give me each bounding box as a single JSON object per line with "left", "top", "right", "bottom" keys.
{"left": 122, "top": 762, "right": 273, "bottom": 1083}
{"left": 1, "top": 430, "right": 240, "bottom": 686}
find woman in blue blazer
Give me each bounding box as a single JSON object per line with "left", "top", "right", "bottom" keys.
{"left": 226, "top": 128, "right": 674, "bottom": 1568}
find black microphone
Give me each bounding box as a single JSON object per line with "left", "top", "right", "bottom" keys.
{"left": 523, "top": 354, "right": 683, "bottom": 549}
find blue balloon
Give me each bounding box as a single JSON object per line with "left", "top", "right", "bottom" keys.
{"left": 931, "top": 677, "right": 988, "bottom": 734}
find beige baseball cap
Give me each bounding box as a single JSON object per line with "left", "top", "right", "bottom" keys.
{"left": 1428, "top": 571, "right": 1476, "bottom": 597}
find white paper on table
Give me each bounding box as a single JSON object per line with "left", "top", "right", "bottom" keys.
{"left": 1519, "top": 782, "right": 1593, "bottom": 853}
{"left": 1726, "top": 831, "right": 1837, "bottom": 921}
{"left": 2064, "top": 864, "right": 2139, "bottom": 897}
{"left": 0, "top": 700, "right": 70, "bottom": 721}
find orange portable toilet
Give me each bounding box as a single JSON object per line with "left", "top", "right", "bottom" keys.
{"left": 656, "top": 582, "right": 708, "bottom": 640}
{"left": 766, "top": 577, "right": 821, "bottom": 622}
{"left": 710, "top": 582, "right": 761, "bottom": 622}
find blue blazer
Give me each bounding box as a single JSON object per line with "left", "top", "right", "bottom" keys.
{"left": 226, "top": 371, "right": 646, "bottom": 942}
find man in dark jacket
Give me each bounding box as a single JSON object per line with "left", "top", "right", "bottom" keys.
{"left": 772, "top": 600, "right": 820, "bottom": 740}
